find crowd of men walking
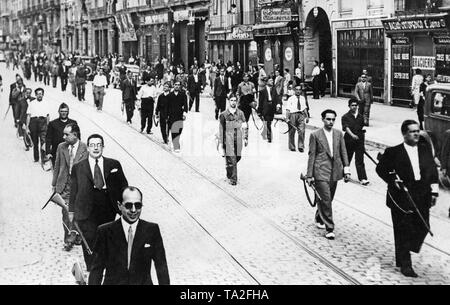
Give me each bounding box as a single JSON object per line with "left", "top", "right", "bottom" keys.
{"left": 0, "top": 48, "right": 446, "bottom": 282}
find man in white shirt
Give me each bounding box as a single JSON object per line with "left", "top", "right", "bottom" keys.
{"left": 311, "top": 60, "right": 321, "bottom": 99}
{"left": 306, "top": 109, "right": 350, "bottom": 240}
{"left": 92, "top": 68, "right": 108, "bottom": 111}
{"left": 285, "top": 85, "right": 309, "bottom": 152}
{"left": 137, "top": 78, "right": 158, "bottom": 134}
{"left": 376, "top": 120, "right": 439, "bottom": 277}
{"left": 26, "top": 88, "right": 50, "bottom": 165}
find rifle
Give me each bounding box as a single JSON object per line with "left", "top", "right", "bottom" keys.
{"left": 73, "top": 221, "right": 93, "bottom": 255}
{"left": 3, "top": 105, "right": 11, "bottom": 120}
{"left": 300, "top": 173, "right": 322, "bottom": 207}
{"left": 274, "top": 115, "right": 300, "bottom": 134}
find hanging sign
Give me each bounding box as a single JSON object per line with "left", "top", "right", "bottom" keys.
{"left": 412, "top": 56, "right": 435, "bottom": 70}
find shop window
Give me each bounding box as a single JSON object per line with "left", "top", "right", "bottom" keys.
{"left": 339, "top": 0, "right": 353, "bottom": 13}
{"left": 431, "top": 91, "right": 450, "bottom": 117}
{"left": 160, "top": 34, "right": 167, "bottom": 59}
{"left": 436, "top": 45, "right": 450, "bottom": 83}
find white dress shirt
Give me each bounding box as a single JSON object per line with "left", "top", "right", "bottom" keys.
{"left": 92, "top": 74, "right": 108, "bottom": 87}
{"left": 121, "top": 217, "right": 139, "bottom": 242}
{"left": 403, "top": 143, "right": 421, "bottom": 180}
{"left": 137, "top": 84, "right": 158, "bottom": 99}
{"left": 286, "top": 95, "right": 307, "bottom": 112}
{"left": 88, "top": 156, "right": 106, "bottom": 189}
{"left": 27, "top": 99, "right": 51, "bottom": 118}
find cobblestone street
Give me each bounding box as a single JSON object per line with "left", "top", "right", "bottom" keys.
{"left": 1, "top": 64, "right": 450, "bottom": 285}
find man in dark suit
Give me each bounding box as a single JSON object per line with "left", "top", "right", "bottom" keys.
{"left": 10, "top": 74, "right": 25, "bottom": 128}
{"left": 17, "top": 88, "right": 34, "bottom": 150}
{"left": 121, "top": 70, "right": 138, "bottom": 124}
{"left": 187, "top": 68, "right": 202, "bottom": 112}
{"left": 52, "top": 123, "right": 88, "bottom": 251}
{"left": 69, "top": 134, "right": 128, "bottom": 271}
{"left": 257, "top": 78, "right": 280, "bottom": 143}
{"left": 46, "top": 103, "right": 77, "bottom": 167}
{"left": 155, "top": 82, "right": 171, "bottom": 144}
{"left": 167, "top": 81, "right": 188, "bottom": 153}
{"left": 306, "top": 109, "right": 350, "bottom": 240}
{"left": 75, "top": 61, "right": 89, "bottom": 101}
{"left": 213, "top": 68, "right": 231, "bottom": 120}
{"left": 58, "top": 60, "right": 69, "bottom": 92}
{"left": 354, "top": 74, "right": 373, "bottom": 126}
{"left": 376, "top": 120, "right": 439, "bottom": 277}
{"left": 89, "top": 186, "right": 170, "bottom": 285}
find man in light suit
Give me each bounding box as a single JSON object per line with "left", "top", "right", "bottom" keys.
{"left": 69, "top": 134, "right": 128, "bottom": 271}
{"left": 52, "top": 123, "right": 88, "bottom": 251}
{"left": 306, "top": 109, "right": 351, "bottom": 240}
{"left": 354, "top": 74, "right": 373, "bottom": 126}
{"left": 89, "top": 186, "right": 170, "bottom": 285}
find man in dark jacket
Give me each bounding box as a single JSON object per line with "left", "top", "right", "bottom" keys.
{"left": 155, "top": 82, "right": 171, "bottom": 144}
{"left": 59, "top": 60, "right": 69, "bottom": 92}
{"left": 121, "top": 70, "right": 138, "bottom": 124}
{"left": 75, "top": 62, "right": 89, "bottom": 101}
{"left": 376, "top": 120, "right": 439, "bottom": 278}
{"left": 213, "top": 68, "right": 231, "bottom": 120}
{"left": 187, "top": 68, "right": 202, "bottom": 112}
{"left": 167, "top": 81, "right": 188, "bottom": 153}
{"left": 257, "top": 78, "right": 280, "bottom": 143}
{"left": 89, "top": 186, "right": 169, "bottom": 285}
{"left": 9, "top": 74, "right": 25, "bottom": 128}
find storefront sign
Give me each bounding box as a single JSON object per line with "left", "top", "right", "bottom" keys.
{"left": 207, "top": 33, "right": 226, "bottom": 41}
{"left": 261, "top": 8, "right": 292, "bottom": 22}
{"left": 144, "top": 13, "right": 168, "bottom": 25}
{"left": 412, "top": 56, "right": 435, "bottom": 70}
{"left": 382, "top": 16, "right": 448, "bottom": 33}
{"left": 174, "top": 10, "right": 191, "bottom": 22}
{"left": 230, "top": 26, "right": 253, "bottom": 40}
{"left": 392, "top": 37, "right": 409, "bottom": 44}
{"left": 434, "top": 37, "right": 450, "bottom": 44}
{"left": 284, "top": 47, "right": 293, "bottom": 61}
{"left": 254, "top": 26, "right": 291, "bottom": 37}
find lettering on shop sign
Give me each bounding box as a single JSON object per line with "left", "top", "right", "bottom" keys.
{"left": 383, "top": 18, "right": 447, "bottom": 32}
{"left": 394, "top": 72, "right": 410, "bottom": 80}
{"left": 436, "top": 74, "right": 450, "bottom": 82}
{"left": 144, "top": 14, "right": 168, "bottom": 25}
{"left": 392, "top": 37, "right": 409, "bottom": 44}
{"left": 230, "top": 26, "right": 253, "bottom": 40}
{"left": 261, "top": 8, "right": 292, "bottom": 22}
{"left": 412, "top": 56, "right": 436, "bottom": 70}
{"left": 434, "top": 37, "right": 450, "bottom": 44}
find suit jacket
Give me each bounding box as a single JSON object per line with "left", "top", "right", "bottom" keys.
{"left": 376, "top": 143, "right": 438, "bottom": 210}
{"left": 75, "top": 66, "right": 88, "bottom": 84}
{"left": 187, "top": 74, "right": 202, "bottom": 95}
{"left": 354, "top": 81, "right": 373, "bottom": 103}
{"left": 156, "top": 92, "right": 170, "bottom": 118}
{"left": 214, "top": 76, "right": 230, "bottom": 98}
{"left": 52, "top": 141, "right": 88, "bottom": 194}
{"left": 307, "top": 129, "right": 349, "bottom": 182}
{"left": 45, "top": 118, "right": 78, "bottom": 158}
{"left": 257, "top": 86, "right": 280, "bottom": 121}
{"left": 167, "top": 91, "right": 188, "bottom": 122}
{"left": 10, "top": 82, "right": 26, "bottom": 105}
{"left": 58, "top": 63, "right": 69, "bottom": 78}
{"left": 69, "top": 157, "right": 128, "bottom": 220}
{"left": 121, "top": 78, "right": 137, "bottom": 101}
{"left": 89, "top": 219, "right": 170, "bottom": 285}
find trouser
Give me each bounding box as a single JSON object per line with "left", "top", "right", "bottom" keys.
{"left": 124, "top": 99, "right": 135, "bottom": 123}
{"left": 160, "top": 117, "right": 169, "bottom": 143}
{"left": 52, "top": 76, "right": 57, "bottom": 87}
{"left": 140, "top": 98, "right": 154, "bottom": 132}
{"left": 215, "top": 96, "right": 227, "bottom": 118}
{"left": 225, "top": 155, "right": 242, "bottom": 183}
{"left": 77, "top": 82, "right": 86, "bottom": 101}
{"left": 288, "top": 112, "right": 306, "bottom": 150}
{"left": 261, "top": 120, "right": 272, "bottom": 141}
{"left": 11, "top": 103, "right": 19, "bottom": 127}
{"left": 345, "top": 136, "right": 367, "bottom": 181}
{"left": 189, "top": 92, "right": 200, "bottom": 112}
{"left": 93, "top": 86, "right": 105, "bottom": 110}
{"left": 312, "top": 77, "right": 320, "bottom": 99}
{"left": 358, "top": 100, "right": 371, "bottom": 126}
{"left": 239, "top": 94, "right": 254, "bottom": 122}
{"left": 77, "top": 189, "right": 115, "bottom": 272}
{"left": 61, "top": 77, "right": 68, "bottom": 91}
{"left": 169, "top": 120, "right": 183, "bottom": 150}
{"left": 70, "top": 80, "right": 77, "bottom": 97}
{"left": 43, "top": 73, "right": 50, "bottom": 86}
{"left": 29, "top": 117, "right": 47, "bottom": 163}
{"left": 34, "top": 70, "right": 38, "bottom": 82}
{"left": 314, "top": 180, "right": 338, "bottom": 232}
{"left": 417, "top": 99, "right": 425, "bottom": 130}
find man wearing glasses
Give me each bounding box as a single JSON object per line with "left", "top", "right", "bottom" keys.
{"left": 69, "top": 134, "right": 128, "bottom": 272}
{"left": 306, "top": 109, "right": 350, "bottom": 240}
{"left": 89, "top": 186, "right": 170, "bottom": 285}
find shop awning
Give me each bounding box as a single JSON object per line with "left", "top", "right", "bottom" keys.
{"left": 253, "top": 22, "right": 289, "bottom": 30}
{"left": 381, "top": 12, "right": 450, "bottom": 35}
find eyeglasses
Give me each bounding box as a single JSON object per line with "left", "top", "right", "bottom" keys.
{"left": 88, "top": 143, "right": 103, "bottom": 148}
{"left": 123, "top": 202, "right": 143, "bottom": 210}
{"left": 325, "top": 118, "right": 336, "bottom": 121}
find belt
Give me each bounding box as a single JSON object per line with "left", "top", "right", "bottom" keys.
{"left": 31, "top": 116, "right": 46, "bottom": 119}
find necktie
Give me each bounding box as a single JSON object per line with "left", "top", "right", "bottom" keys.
{"left": 94, "top": 159, "right": 104, "bottom": 189}
{"left": 69, "top": 145, "right": 74, "bottom": 174}
{"left": 127, "top": 225, "right": 134, "bottom": 270}
{"left": 297, "top": 96, "right": 301, "bottom": 111}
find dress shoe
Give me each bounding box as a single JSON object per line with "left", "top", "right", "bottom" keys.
{"left": 229, "top": 180, "right": 237, "bottom": 185}
{"left": 325, "top": 231, "right": 335, "bottom": 240}
{"left": 289, "top": 148, "right": 296, "bottom": 152}
{"left": 63, "top": 243, "right": 73, "bottom": 252}
{"left": 315, "top": 222, "right": 326, "bottom": 229}
{"left": 268, "top": 139, "right": 272, "bottom": 143}
{"left": 147, "top": 130, "right": 153, "bottom": 134}
{"left": 360, "top": 179, "right": 370, "bottom": 186}
{"left": 298, "top": 148, "right": 304, "bottom": 153}
{"left": 400, "top": 266, "right": 418, "bottom": 278}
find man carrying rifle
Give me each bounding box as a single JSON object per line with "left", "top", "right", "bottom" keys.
{"left": 376, "top": 120, "right": 439, "bottom": 278}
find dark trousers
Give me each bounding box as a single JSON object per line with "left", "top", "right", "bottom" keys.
{"left": 29, "top": 117, "right": 47, "bottom": 163}
{"left": 238, "top": 95, "right": 253, "bottom": 122}
{"left": 160, "top": 117, "right": 169, "bottom": 143}
{"left": 140, "top": 98, "right": 154, "bottom": 132}
{"left": 60, "top": 181, "right": 71, "bottom": 244}
{"left": 345, "top": 136, "right": 367, "bottom": 181}
{"left": 38, "top": 73, "right": 43, "bottom": 82}
{"left": 61, "top": 77, "right": 68, "bottom": 91}
{"left": 417, "top": 99, "right": 425, "bottom": 130}
{"left": 358, "top": 100, "right": 371, "bottom": 126}
{"left": 52, "top": 76, "right": 57, "bottom": 87}
{"left": 124, "top": 99, "right": 135, "bottom": 123}
{"left": 288, "top": 112, "right": 306, "bottom": 150}
{"left": 77, "top": 83, "right": 86, "bottom": 101}
{"left": 215, "top": 96, "right": 227, "bottom": 118}
{"left": 189, "top": 92, "right": 200, "bottom": 112}
{"left": 43, "top": 73, "right": 50, "bottom": 86}
{"left": 312, "top": 77, "right": 320, "bottom": 99}
{"left": 34, "top": 70, "right": 38, "bottom": 82}
{"left": 78, "top": 189, "right": 115, "bottom": 272}
{"left": 169, "top": 120, "right": 183, "bottom": 150}
{"left": 12, "top": 103, "right": 20, "bottom": 127}
{"left": 314, "top": 180, "right": 338, "bottom": 232}
{"left": 226, "top": 155, "right": 241, "bottom": 183}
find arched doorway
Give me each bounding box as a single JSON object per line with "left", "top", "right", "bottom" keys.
{"left": 304, "top": 7, "right": 332, "bottom": 82}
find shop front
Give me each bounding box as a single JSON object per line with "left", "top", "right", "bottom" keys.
{"left": 226, "top": 25, "right": 256, "bottom": 68}
{"left": 140, "top": 12, "right": 171, "bottom": 65}
{"left": 382, "top": 13, "right": 450, "bottom": 106}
